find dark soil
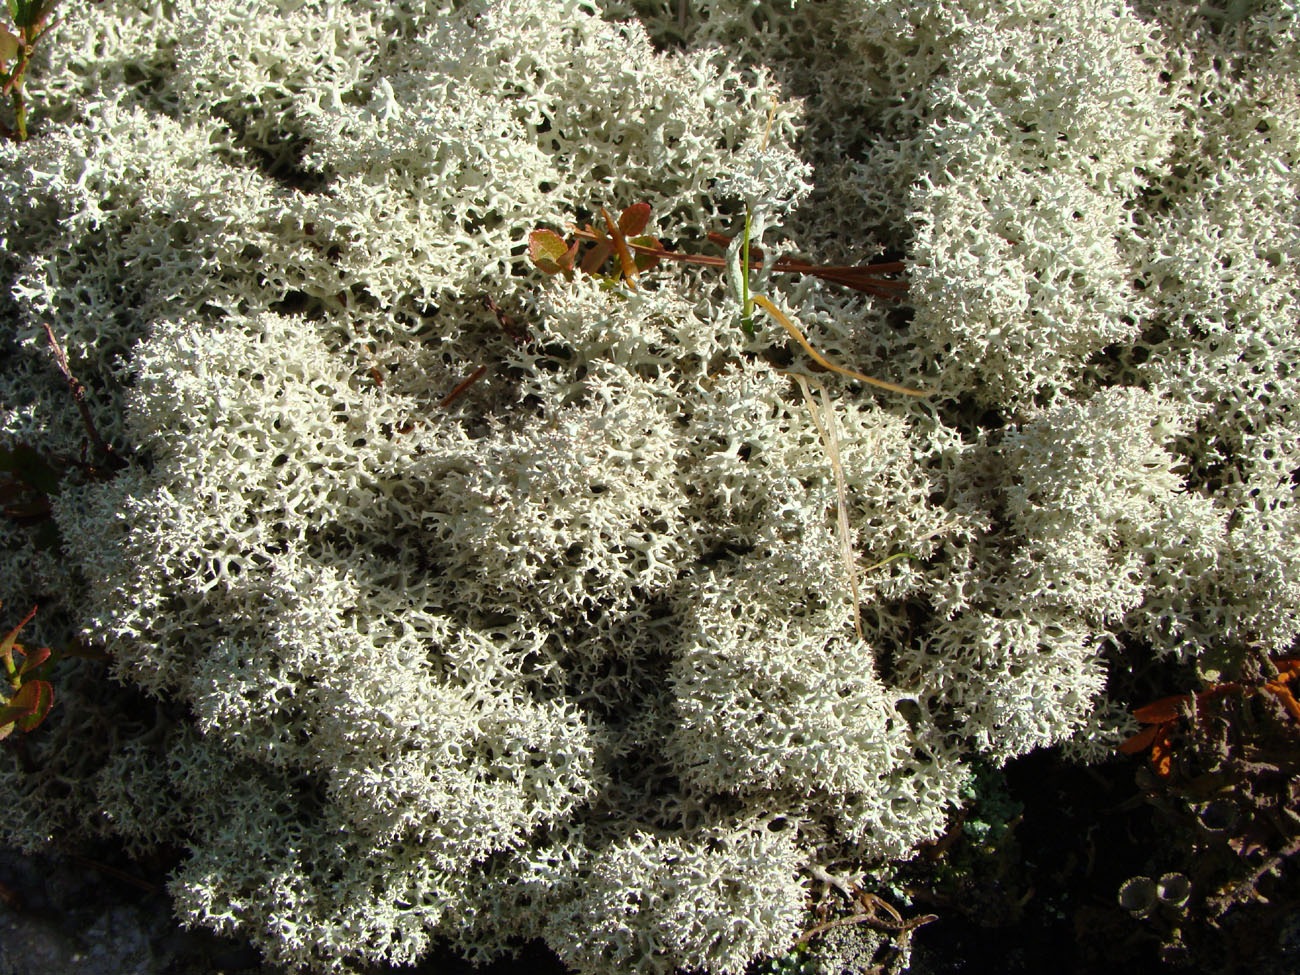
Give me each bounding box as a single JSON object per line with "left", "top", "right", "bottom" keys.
{"left": 2, "top": 740, "right": 1296, "bottom": 975}
{"left": 902, "top": 746, "right": 1300, "bottom": 975}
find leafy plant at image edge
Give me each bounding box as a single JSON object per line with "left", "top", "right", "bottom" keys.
{"left": 0, "top": 0, "right": 61, "bottom": 142}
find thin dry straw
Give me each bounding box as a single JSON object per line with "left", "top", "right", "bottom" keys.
{"left": 795, "top": 374, "right": 864, "bottom": 642}
{"left": 751, "top": 294, "right": 924, "bottom": 397}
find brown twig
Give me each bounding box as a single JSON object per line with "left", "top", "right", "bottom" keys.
{"left": 569, "top": 226, "right": 907, "bottom": 301}
{"left": 439, "top": 364, "right": 489, "bottom": 408}
{"left": 481, "top": 293, "right": 528, "bottom": 345}
{"left": 42, "top": 325, "right": 123, "bottom": 471}
{"left": 801, "top": 868, "right": 938, "bottom": 949}
{"left": 797, "top": 888, "right": 937, "bottom": 945}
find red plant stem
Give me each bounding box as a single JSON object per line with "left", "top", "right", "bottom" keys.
{"left": 43, "top": 324, "right": 124, "bottom": 469}
{"left": 569, "top": 227, "right": 906, "bottom": 298}
{"left": 439, "top": 365, "right": 488, "bottom": 408}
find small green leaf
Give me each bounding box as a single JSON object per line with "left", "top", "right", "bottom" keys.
{"left": 8, "top": 0, "right": 49, "bottom": 31}
{"left": 527, "top": 229, "right": 576, "bottom": 275}
{"left": 7, "top": 1, "right": 30, "bottom": 29}
{"left": 0, "top": 25, "right": 19, "bottom": 63}
{"left": 14, "top": 679, "right": 51, "bottom": 731}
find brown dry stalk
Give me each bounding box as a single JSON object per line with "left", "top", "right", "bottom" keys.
{"left": 567, "top": 226, "right": 907, "bottom": 301}
{"left": 439, "top": 364, "right": 489, "bottom": 408}
{"left": 43, "top": 324, "right": 123, "bottom": 470}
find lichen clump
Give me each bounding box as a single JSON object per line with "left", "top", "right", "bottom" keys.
{"left": 1, "top": 1, "right": 1298, "bottom": 973}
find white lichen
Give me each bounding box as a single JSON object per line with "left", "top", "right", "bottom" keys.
{"left": 1, "top": 1, "right": 1297, "bottom": 972}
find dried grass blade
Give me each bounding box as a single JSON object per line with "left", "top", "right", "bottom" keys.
{"left": 752, "top": 295, "right": 924, "bottom": 397}
{"left": 796, "top": 375, "right": 863, "bottom": 642}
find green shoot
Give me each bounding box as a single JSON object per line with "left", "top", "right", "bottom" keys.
{"left": 740, "top": 207, "right": 753, "bottom": 335}
{"left": 739, "top": 99, "right": 778, "bottom": 336}
{"left": 0, "top": 605, "right": 53, "bottom": 740}
{"left": 0, "top": 1, "right": 61, "bottom": 142}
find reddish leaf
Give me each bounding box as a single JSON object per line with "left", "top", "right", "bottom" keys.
{"left": 618, "top": 202, "right": 652, "bottom": 237}
{"left": 580, "top": 226, "right": 613, "bottom": 274}
{"left": 1118, "top": 723, "right": 1163, "bottom": 755}
{"left": 1132, "top": 693, "right": 1197, "bottom": 725}
{"left": 16, "top": 644, "right": 49, "bottom": 679}
{"left": 0, "top": 679, "right": 51, "bottom": 738}
{"left": 527, "top": 229, "right": 574, "bottom": 275}
{"left": 16, "top": 681, "right": 51, "bottom": 732}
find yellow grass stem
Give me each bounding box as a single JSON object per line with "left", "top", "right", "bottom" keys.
{"left": 750, "top": 294, "right": 925, "bottom": 397}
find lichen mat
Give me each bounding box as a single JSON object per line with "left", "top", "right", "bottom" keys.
{"left": 1, "top": 2, "right": 1297, "bottom": 973}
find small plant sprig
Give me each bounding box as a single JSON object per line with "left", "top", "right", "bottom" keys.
{"left": 528, "top": 202, "right": 662, "bottom": 288}
{"left": 1119, "top": 658, "right": 1300, "bottom": 777}
{"left": 0, "top": 603, "right": 105, "bottom": 774}
{"left": 0, "top": 0, "right": 60, "bottom": 142}
{"left": 528, "top": 203, "right": 908, "bottom": 302}
{"left": 0, "top": 606, "right": 53, "bottom": 741}
{"left": 529, "top": 202, "right": 921, "bottom": 397}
